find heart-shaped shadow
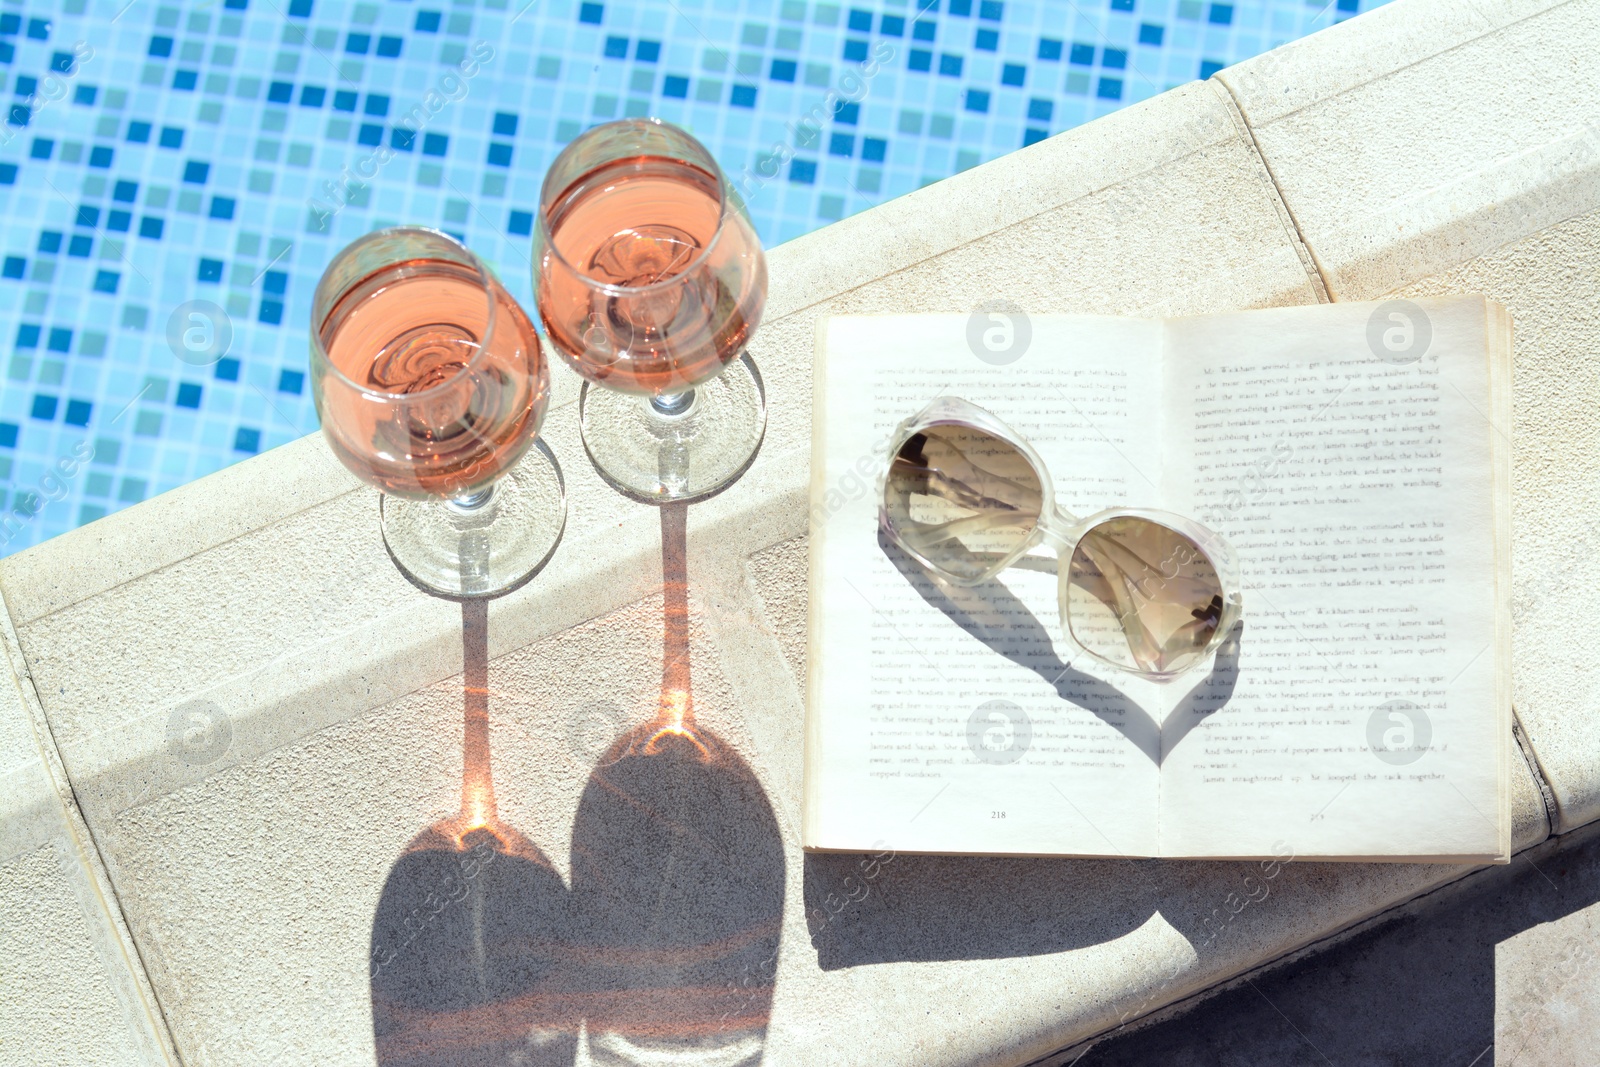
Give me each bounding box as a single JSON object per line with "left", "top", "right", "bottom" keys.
{"left": 879, "top": 528, "right": 1244, "bottom": 764}
{"left": 369, "top": 597, "right": 581, "bottom": 1065}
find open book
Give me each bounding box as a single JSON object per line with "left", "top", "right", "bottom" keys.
{"left": 805, "top": 296, "right": 1512, "bottom": 862}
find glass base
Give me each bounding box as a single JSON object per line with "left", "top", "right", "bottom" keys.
{"left": 380, "top": 439, "right": 567, "bottom": 599}
{"left": 578, "top": 353, "right": 766, "bottom": 504}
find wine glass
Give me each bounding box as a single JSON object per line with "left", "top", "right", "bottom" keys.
{"left": 311, "top": 226, "right": 566, "bottom": 599}
{"left": 534, "top": 118, "right": 768, "bottom": 503}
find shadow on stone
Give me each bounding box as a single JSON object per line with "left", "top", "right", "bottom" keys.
{"left": 804, "top": 851, "right": 1159, "bottom": 969}
{"left": 370, "top": 596, "right": 580, "bottom": 1065}
{"left": 370, "top": 825, "right": 579, "bottom": 1066}
{"left": 569, "top": 722, "right": 784, "bottom": 1065}
{"left": 369, "top": 503, "right": 785, "bottom": 1064}
{"left": 566, "top": 502, "right": 786, "bottom": 1063}
{"left": 1075, "top": 821, "right": 1600, "bottom": 1066}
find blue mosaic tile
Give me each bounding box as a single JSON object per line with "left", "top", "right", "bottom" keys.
{"left": 0, "top": 0, "right": 1392, "bottom": 555}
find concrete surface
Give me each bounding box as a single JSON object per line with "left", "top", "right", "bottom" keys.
{"left": 1216, "top": 0, "right": 1600, "bottom": 302}
{"left": 0, "top": 0, "right": 1597, "bottom": 1063}
{"left": 1051, "top": 819, "right": 1600, "bottom": 1066}
{"left": 0, "top": 608, "right": 175, "bottom": 1064}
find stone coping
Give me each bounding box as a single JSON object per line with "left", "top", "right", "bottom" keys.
{"left": 1, "top": 0, "right": 1596, "bottom": 1062}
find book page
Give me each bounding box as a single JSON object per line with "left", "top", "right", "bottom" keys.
{"left": 1157, "top": 296, "right": 1508, "bottom": 860}
{"left": 806, "top": 313, "right": 1169, "bottom": 857}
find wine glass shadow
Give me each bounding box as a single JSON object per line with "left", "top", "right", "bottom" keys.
{"left": 566, "top": 722, "right": 784, "bottom": 1064}
{"left": 565, "top": 502, "right": 784, "bottom": 1066}
{"left": 369, "top": 597, "right": 580, "bottom": 1066}
{"left": 368, "top": 504, "right": 785, "bottom": 1066}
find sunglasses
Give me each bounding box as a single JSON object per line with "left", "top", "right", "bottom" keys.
{"left": 879, "top": 397, "right": 1243, "bottom": 680}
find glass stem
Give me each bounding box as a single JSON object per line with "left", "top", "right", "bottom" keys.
{"left": 651, "top": 390, "right": 695, "bottom": 417}
{"left": 450, "top": 484, "right": 495, "bottom": 512}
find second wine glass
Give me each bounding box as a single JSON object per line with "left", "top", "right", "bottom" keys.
{"left": 534, "top": 118, "right": 768, "bottom": 503}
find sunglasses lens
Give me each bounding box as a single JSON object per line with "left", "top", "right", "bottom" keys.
{"left": 884, "top": 424, "right": 1043, "bottom": 581}
{"left": 1064, "top": 516, "right": 1225, "bottom": 675}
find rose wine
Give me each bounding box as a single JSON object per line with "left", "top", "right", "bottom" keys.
{"left": 536, "top": 155, "right": 766, "bottom": 396}
{"left": 317, "top": 258, "right": 547, "bottom": 499}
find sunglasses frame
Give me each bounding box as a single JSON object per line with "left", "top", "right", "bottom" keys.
{"left": 878, "top": 396, "right": 1244, "bottom": 680}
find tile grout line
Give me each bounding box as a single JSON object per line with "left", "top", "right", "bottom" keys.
{"left": 0, "top": 585, "right": 187, "bottom": 1066}
{"left": 1206, "top": 76, "right": 1334, "bottom": 304}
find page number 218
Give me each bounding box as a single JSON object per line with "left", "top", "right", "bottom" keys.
{"left": 991, "top": 811, "right": 1006, "bottom": 819}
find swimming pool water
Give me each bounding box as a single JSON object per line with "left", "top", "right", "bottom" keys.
{"left": 0, "top": 0, "right": 1388, "bottom": 555}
